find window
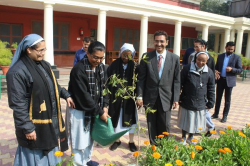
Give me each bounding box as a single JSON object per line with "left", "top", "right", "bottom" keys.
{"left": 166, "top": 36, "right": 174, "bottom": 49}
{"left": 32, "top": 21, "right": 43, "bottom": 37}
{"left": 182, "top": 37, "right": 195, "bottom": 49}
{"left": 0, "top": 23, "right": 22, "bottom": 46}
{"left": 113, "top": 28, "right": 140, "bottom": 51}
{"left": 54, "top": 23, "right": 69, "bottom": 50}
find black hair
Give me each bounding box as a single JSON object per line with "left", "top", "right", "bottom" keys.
{"left": 226, "top": 41, "right": 235, "bottom": 47}
{"left": 194, "top": 38, "right": 208, "bottom": 48}
{"left": 88, "top": 41, "right": 105, "bottom": 54}
{"left": 154, "top": 30, "right": 168, "bottom": 41}
{"left": 83, "top": 37, "right": 91, "bottom": 43}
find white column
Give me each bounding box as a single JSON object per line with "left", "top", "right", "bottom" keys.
{"left": 214, "top": 33, "right": 220, "bottom": 53}
{"left": 202, "top": 25, "right": 209, "bottom": 41}
{"left": 235, "top": 28, "right": 244, "bottom": 54}
{"left": 44, "top": 3, "right": 54, "bottom": 65}
{"left": 230, "top": 29, "right": 235, "bottom": 42}
{"left": 246, "top": 32, "right": 250, "bottom": 58}
{"left": 224, "top": 28, "right": 230, "bottom": 48}
{"left": 97, "top": 9, "right": 107, "bottom": 46}
{"left": 220, "top": 33, "right": 225, "bottom": 53}
{"left": 173, "top": 20, "right": 182, "bottom": 56}
{"left": 139, "top": 15, "right": 148, "bottom": 61}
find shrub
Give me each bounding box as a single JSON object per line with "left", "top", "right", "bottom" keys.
{"left": 0, "top": 58, "right": 12, "bottom": 66}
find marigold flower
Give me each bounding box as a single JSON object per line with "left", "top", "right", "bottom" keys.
{"left": 54, "top": 151, "right": 63, "bottom": 157}
{"left": 190, "top": 151, "right": 195, "bottom": 159}
{"left": 181, "top": 139, "right": 184, "bottom": 141}
{"left": 152, "top": 145, "right": 156, "bottom": 151}
{"left": 247, "top": 137, "right": 249, "bottom": 139}
{"left": 195, "top": 145, "right": 203, "bottom": 150}
{"left": 247, "top": 124, "right": 250, "bottom": 127}
{"left": 219, "top": 131, "right": 225, "bottom": 134}
{"left": 228, "top": 126, "right": 232, "bottom": 129}
{"left": 162, "top": 132, "right": 170, "bottom": 135}
{"left": 71, "top": 153, "right": 75, "bottom": 156}
{"left": 133, "top": 151, "right": 141, "bottom": 157}
{"left": 110, "top": 163, "right": 113, "bottom": 166}
{"left": 218, "top": 149, "right": 226, "bottom": 153}
{"left": 198, "top": 128, "right": 203, "bottom": 131}
{"left": 165, "top": 163, "right": 173, "bottom": 166}
{"left": 175, "top": 146, "right": 178, "bottom": 150}
{"left": 224, "top": 147, "right": 232, "bottom": 153}
{"left": 191, "top": 139, "right": 198, "bottom": 143}
{"left": 210, "top": 130, "right": 217, "bottom": 134}
{"left": 239, "top": 132, "right": 246, "bottom": 137}
{"left": 220, "top": 157, "right": 222, "bottom": 160}
{"left": 158, "top": 135, "right": 164, "bottom": 138}
{"left": 144, "top": 140, "right": 150, "bottom": 145}
{"left": 152, "top": 152, "right": 161, "bottom": 159}
{"left": 175, "top": 159, "right": 183, "bottom": 166}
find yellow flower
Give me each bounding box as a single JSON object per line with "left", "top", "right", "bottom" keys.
{"left": 218, "top": 148, "right": 226, "bottom": 154}
{"left": 152, "top": 145, "right": 156, "bottom": 151}
{"left": 191, "top": 139, "right": 198, "bottom": 143}
{"left": 133, "top": 151, "right": 141, "bottom": 157}
{"left": 175, "top": 159, "right": 183, "bottom": 166}
{"left": 195, "top": 145, "right": 203, "bottom": 151}
{"left": 110, "top": 163, "right": 113, "bottom": 166}
{"left": 54, "top": 151, "right": 63, "bottom": 157}
{"left": 71, "top": 153, "right": 75, "bottom": 156}
{"left": 247, "top": 124, "right": 250, "bottom": 127}
{"left": 175, "top": 146, "right": 178, "bottom": 150}
{"left": 162, "top": 132, "right": 170, "bottom": 135}
{"left": 181, "top": 139, "right": 184, "bottom": 141}
{"left": 224, "top": 147, "right": 232, "bottom": 153}
{"left": 144, "top": 140, "right": 150, "bottom": 145}
{"left": 152, "top": 152, "right": 161, "bottom": 159}
{"left": 219, "top": 131, "right": 225, "bottom": 134}
{"left": 165, "top": 163, "right": 173, "bottom": 166}
{"left": 228, "top": 126, "right": 232, "bottom": 129}
{"left": 198, "top": 128, "right": 203, "bottom": 131}
{"left": 190, "top": 151, "right": 195, "bottom": 159}
{"left": 239, "top": 131, "right": 246, "bottom": 137}
{"left": 158, "top": 135, "right": 164, "bottom": 138}
{"left": 210, "top": 130, "right": 217, "bottom": 134}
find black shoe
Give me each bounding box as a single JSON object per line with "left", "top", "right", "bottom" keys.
{"left": 129, "top": 142, "right": 137, "bottom": 152}
{"left": 109, "top": 141, "right": 121, "bottom": 151}
{"left": 211, "top": 114, "right": 218, "bottom": 119}
{"left": 87, "top": 160, "right": 99, "bottom": 166}
{"left": 221, "top": 117, "right": 227, "bottom": 123}
{"left": 205, "top": 128, "right": 215, "bottom": 137}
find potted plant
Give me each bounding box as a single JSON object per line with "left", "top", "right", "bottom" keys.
{"left": 0, "top": 40, "right": 13, "bottom": 75}
{"left": 241, "top": 57, "right": 248, "bottom": 70}
{"left": 247, "top": 58, "right": 250, "bottom": 70}
{"left": 11, "top": 42, "right": 18, "bottom": 55}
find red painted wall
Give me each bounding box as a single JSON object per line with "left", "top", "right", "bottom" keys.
{"left": 150, "top": 0, "right": 200, "bottom": 10}
{"left": 0, "top": 5, "right": 198, "bottom": 67}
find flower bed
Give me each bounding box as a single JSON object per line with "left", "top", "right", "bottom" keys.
{"left": 134, "top": 125, "right": 250, "bottom": 166}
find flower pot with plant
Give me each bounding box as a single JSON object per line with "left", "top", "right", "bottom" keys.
{"left": 241, "top": 57, "right": 248, "bottom": 70}
{"left": 0, "top": 58, "right": 12, "bottom": 75}
{"left": 11, "top": 42, "right": 18, "bottom": 55}
{"left": 0, "top": 40, "right": 13, "bottom": 75}
{"left": 247, "top": 58, "right": 250, "bottom": 70}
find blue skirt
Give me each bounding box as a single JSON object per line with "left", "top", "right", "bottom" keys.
{"left": 14, "top": 145, "right": 61, "bottom": 166}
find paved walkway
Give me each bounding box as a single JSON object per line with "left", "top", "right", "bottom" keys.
{"left": 0, "top": 68, "right": 250, "bottom": 166}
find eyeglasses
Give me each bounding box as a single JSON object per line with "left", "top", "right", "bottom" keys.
{"left": 90, "top": 54, "right": 105, "bottom": 61}
{"left": 194, "top": 45, "right": 202, "bottom": 49}
{"left": 34, "top": 48, "right": 47, "bottom": 54}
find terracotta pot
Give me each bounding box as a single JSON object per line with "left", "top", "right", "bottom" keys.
{"left": 247, "top": 66, "right": 250, "bottom": 70}
{"left": 11, "top": 49, "right": 16, "bottom": 56}
{"left": 1, "top": 66, "right": 10, "bottom": 75}
{"left": 243, "top": 66, "right": 247, "bottom": 70}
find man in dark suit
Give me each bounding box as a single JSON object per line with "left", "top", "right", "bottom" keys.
{"left": 136, "top": 30, "right": 180, "bottom": 145}
{"left": 211, "top": 41, "right": 242, "bottom": 123}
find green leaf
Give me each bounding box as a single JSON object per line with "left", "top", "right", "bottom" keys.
{"left": 123, "top": 96, "right": 130, "bottom": 99}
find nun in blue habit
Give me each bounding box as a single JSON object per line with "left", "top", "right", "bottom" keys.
{"left": 6, "top": 34, "right": 75, "bottom": 166}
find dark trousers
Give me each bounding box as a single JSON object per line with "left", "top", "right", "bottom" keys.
{"left": 147, "top": 96, "right": 171, "bottom": 145}
{"left": 214, "top": 77, "right": 233, "bottom": 118}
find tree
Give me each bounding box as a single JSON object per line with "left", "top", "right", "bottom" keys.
{"left": 200, "top": 0, "right": 230, "bottom": 16}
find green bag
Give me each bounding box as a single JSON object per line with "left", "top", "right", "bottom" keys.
{"left": 91, "top": 115, "right": 129, "bottom": 146}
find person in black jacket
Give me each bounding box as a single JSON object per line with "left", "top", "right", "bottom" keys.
{"left": 177, "top": 51, "right": 215, "bottom": 145}
{"left": 7, "top": 34, "right": 75, "bottom": 166}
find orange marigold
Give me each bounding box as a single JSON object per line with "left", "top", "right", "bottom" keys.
{"left": 152, "top": 152, "right": 161, "bottom": 159}
{"left": 239, "top": 132, "right": 246, "bottom": 137}
{"left": 191, "top": 139, "right": 198, "bottom": 143}
{"left": 162, "top": 132, "right": 170, "bottom": 135}
{"left": 144, "top": 140, "right": 150, "bottom": 145}
{"left": 224, "top": 147, "right": 232, "bottom": 153}
{"left": 54, "top": 151, "right": 63, "bottom": 157}
{"left": 220, "top": 157, "right": 222, "bottom": 160}
{"left": 195, "top": 145, "right": 203, "bottom": 151}
{"left": 158, "top": 135, "right": 164, "bottom": 138}
{"left": 210, "top": 130, "right": 217, "bottom": 134}
{"left": 133, "top": 151, "right": 141, "bottom": 157}
{"left": 175, "top": 160, "right": 183, "bottom": 166}
{"left": 228, "top": 126, "right": 232, "bottom": 129}
{"left": 218, "top": 149, "right": 226, "bottom": 154}
{"left": 247, "top": 124, "right": 250, "bottom": 127}
{"left": 198, "top": 128, "right": 203, "bottom": 131}
{"left": 190, "top": 151, "right": 195, "bottom": 159}
{"left": 219, "top": 131, "right": 225, "bottom": 134}
{"left": 181, "top": 139, "right": 184, "bottom": 141}
{"left": 175, "top": 146, "right": 178, "bottom": 150}
{"left": 152, "top": 145, "right": 156, "bottom": 151}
